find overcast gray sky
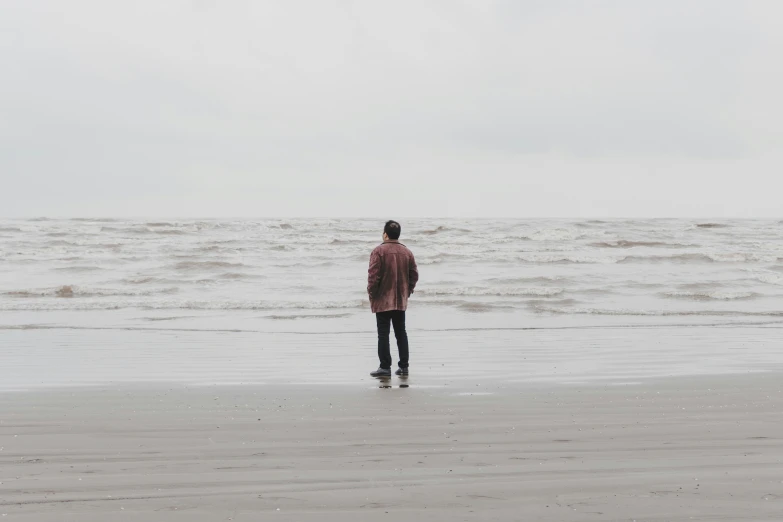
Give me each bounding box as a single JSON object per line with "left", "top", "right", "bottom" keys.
{"left": 1, "top": 1, "right": 782, "bottom": 218}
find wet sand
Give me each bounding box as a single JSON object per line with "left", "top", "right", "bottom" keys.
{"left": 3, "top": 324, "right": 783, "bottom": 390}
{"left": 2, "top": 373, "right": 783, "bottom": 521}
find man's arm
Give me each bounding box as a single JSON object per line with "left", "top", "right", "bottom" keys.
{"left": 408, "top": 253, "right": 419, "bottom": 296}
{"left": 367, "top": 250, "right": 382, "bottom": 299}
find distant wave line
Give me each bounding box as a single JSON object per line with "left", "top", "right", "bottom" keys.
{"left": 2, "top": 321, "right": 783, "bottom": 335}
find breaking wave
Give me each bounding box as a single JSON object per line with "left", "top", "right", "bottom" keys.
{"left": 619, "top": 254, "right": 712, "bottom": 264}
{"left": 661, "top": 290, "right": 759, "bottom": 301}
{"left": 751, "top": 271, "right": 783, "bottom": 286}
{"left": 620, "top": 253, "right": 774, "bottom": 264}
{"left": 518, "top": 254, "right": 621, "bottom": 264}
{"left": 418, "top": 257, "right": 447, "bottom": 265}
{"left": 153, "top": 229, "right": 187, "bottom": 235}
{"left": 173, "top": 261, "right": 245, "bottom": 271}
{"left": 420, "top": 226, "right": 470, "bottom": 235}
{"left": 419, "top": 287, "right": 564, "bottom": 297}
{"left": 215, "top": 272, "right": 264, "bottom": 280}
{"left": 100, "top": 226, "right": 151, "bottom": 234}
{"left": 486, "top": 276, "right": 567, "bottom": 285}
{"left": 3, "top": 285, "right": 179, "bottom": 299}
{"left": 122, "top": 277, "right": 163, "bottom": 285}
{"left": 0, "top": 299, "right": 367, "bottom": 312}
{"left": 52, "top": 265, "right": 106, "bottom": 272}
{"left": 590, "top": 240, "right": 689, "bottom": 249}
{"left": 528, "top": 228, "right": 587, "bottom": 241}
{"left": 696, "top": 223, "right": 729, "bottom": 229}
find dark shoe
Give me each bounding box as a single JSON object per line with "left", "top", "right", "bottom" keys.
{"left": 395, "top": 368, "right": 409, "bottom": 376}
{"left": 370, "top": 367, "right": 392, "bottom": 377}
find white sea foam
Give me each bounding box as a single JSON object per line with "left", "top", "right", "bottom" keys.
{"left": 751, "top": 271, "right": 783, "bottom": 286}
{"left": 420, "top": 287, "right": 564, "bottom": 297}
{"left": 662, "top": 290, "right": 758, "bottom": 301}
{"left": 518, "top": 254, "right": 623, "bottom": 264}
{"left": 3, "top": 285, "right": 181, "bottom": 299}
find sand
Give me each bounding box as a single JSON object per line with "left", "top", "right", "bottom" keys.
{"left": 3, "top": 373, "right": 783, "bottom": 521}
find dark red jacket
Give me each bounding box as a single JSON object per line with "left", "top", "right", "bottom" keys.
{"left": 367, "top": 240, "right": 419, "bottom": 313}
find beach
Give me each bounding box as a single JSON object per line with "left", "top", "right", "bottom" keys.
{"left": 2, "top": 325, "right": 783, "bottom": 520}
{"left": 2, "top": 218, "right": 783, "bottom": 519}
{"left": 2, "top": 372, "right": 783, "bottom": 521}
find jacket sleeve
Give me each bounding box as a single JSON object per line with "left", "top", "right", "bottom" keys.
{"left": 408, "top": 253, "right": 419, "bottom": 295}
{"left": 367, "top": 249, "right": 382, "bottom": 298}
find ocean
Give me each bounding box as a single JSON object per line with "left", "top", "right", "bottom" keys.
{"left": 2, "top": 218, "right": 782, "bottom": 323}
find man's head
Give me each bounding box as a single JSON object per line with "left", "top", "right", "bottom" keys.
{"left": 383, "top": 220, "right": 401, "bottom": 241}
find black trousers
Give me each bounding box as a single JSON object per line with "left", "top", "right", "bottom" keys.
{"left": 376, "top": 310, "right": 409, "bottom": 370}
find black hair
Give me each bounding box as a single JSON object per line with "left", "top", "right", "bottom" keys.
{"left": 384, "top": 220, "right": 401, "bottom": 240}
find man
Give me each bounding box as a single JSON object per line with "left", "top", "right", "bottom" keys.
{"left": 367, "top": 220, "right": 419, "bottom": 377}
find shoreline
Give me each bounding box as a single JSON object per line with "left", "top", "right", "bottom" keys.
{"left": 3, "top": 324, "right": 783, "bottom": 392}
